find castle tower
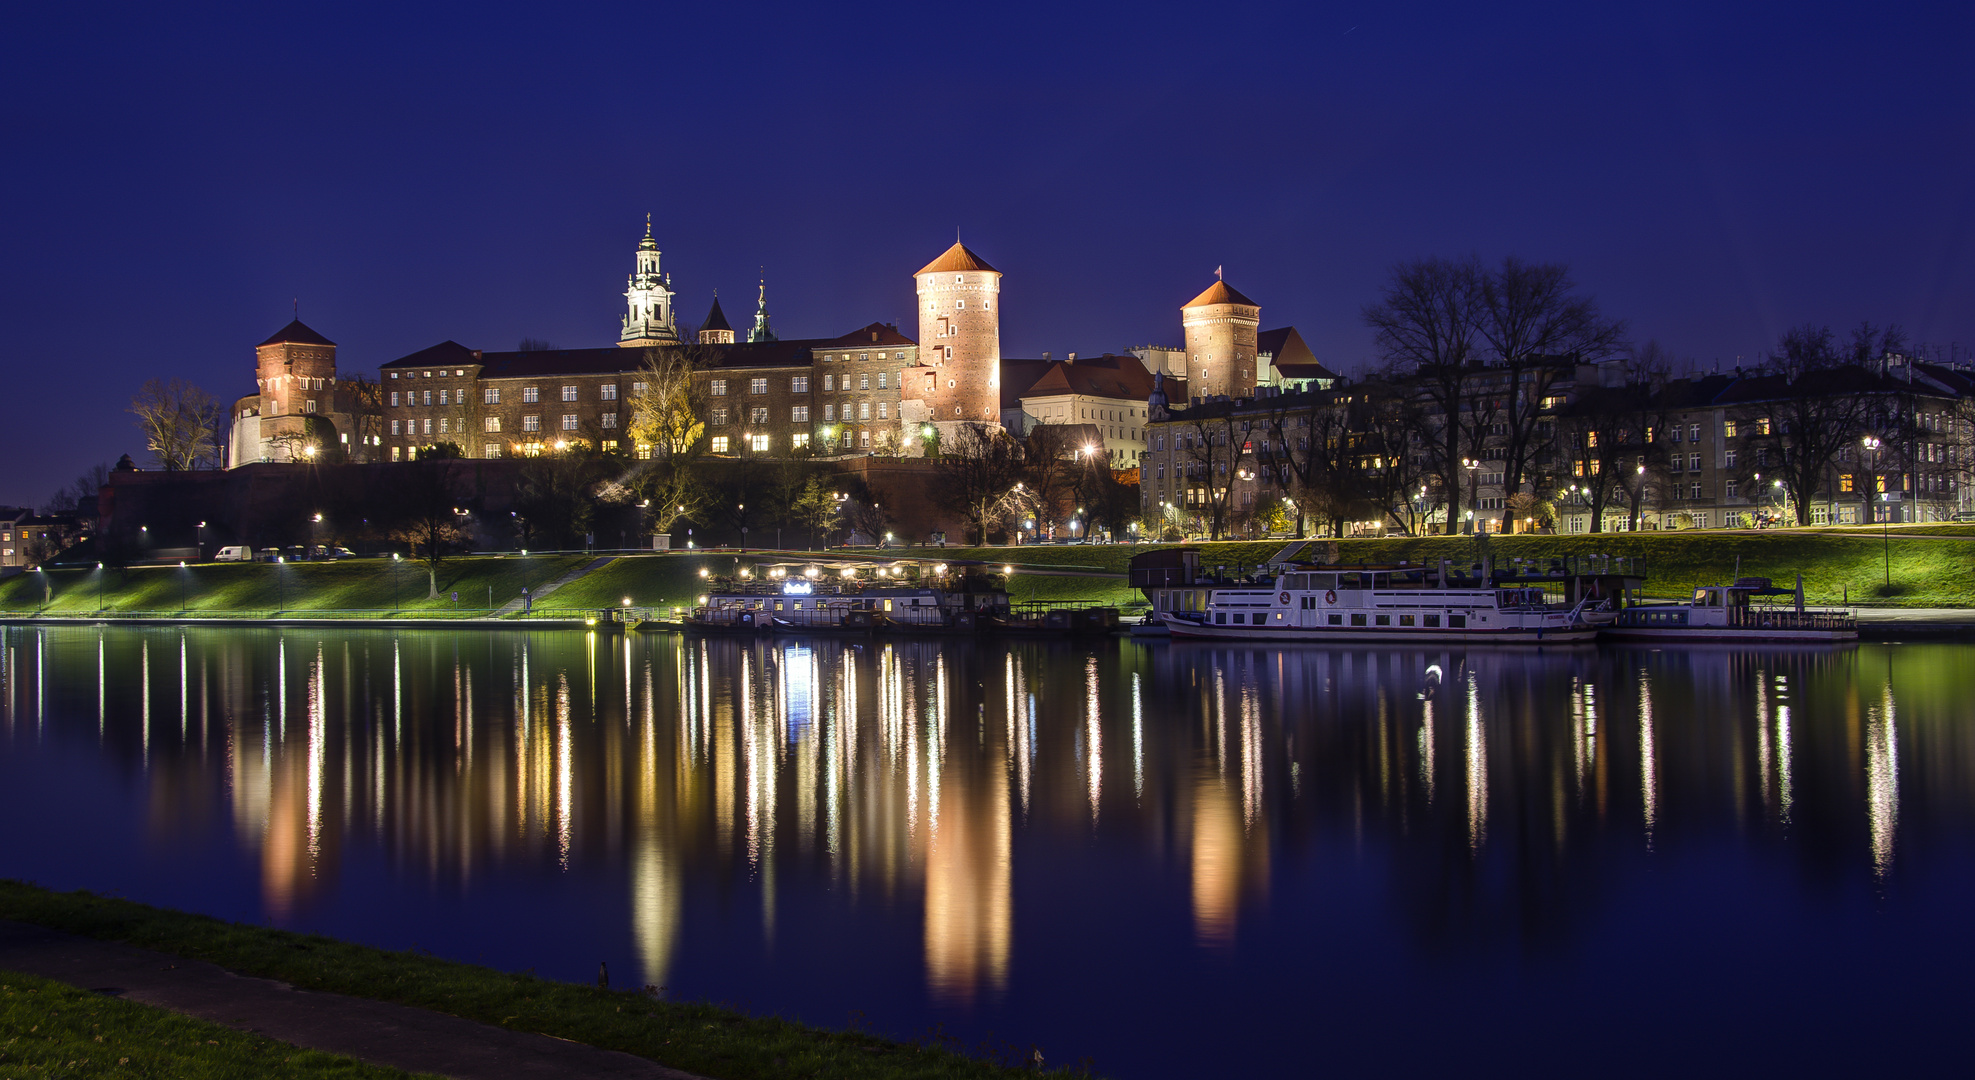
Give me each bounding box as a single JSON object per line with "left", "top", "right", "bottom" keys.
{"left": 619, "top": 216, "right": 679, "bottom": 347}
{"left": 231, "top": 318, "right": 342, "bottom": 466}
{"left": 1181, "top": 277, "right": 1260, "bottom": 400}
{"left": 698, "top": 291, "right": 735, "bottom": 345}
{"left": 746, "top": 278, "right": 777, "bottom": 343}
{"left": 909, "top": 241, "right": 1001, "bottom": 436}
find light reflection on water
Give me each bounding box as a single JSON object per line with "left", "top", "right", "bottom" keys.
{"left": 3, "top": 626, "right": 1975, "bottom": 1077}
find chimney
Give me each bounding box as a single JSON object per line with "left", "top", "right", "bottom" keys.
{"left": 1042, "top": 351, "right": 1051, "bottom": 362}
{"left": 1067, "top": 352, "right": 1077, "bottom": 363}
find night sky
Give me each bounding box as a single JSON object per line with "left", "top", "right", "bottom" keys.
{"left": 4, "top": 2, "right": 1971, "bottom": 507}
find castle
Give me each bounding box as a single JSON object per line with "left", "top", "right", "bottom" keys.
{"left": 227, "top": 222, "right": 1333, "bottom": 470}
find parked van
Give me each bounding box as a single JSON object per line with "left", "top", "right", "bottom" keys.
{"left": 215, "top": 545, "right": 252, "bottom": 562}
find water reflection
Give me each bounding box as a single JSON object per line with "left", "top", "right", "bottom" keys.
{"left": 4, "top": 627, "right": 1975, "bottom": 1074}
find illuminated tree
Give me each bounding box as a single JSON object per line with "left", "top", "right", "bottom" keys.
{"left": 129, "top": 378, "right": 223, "bottom": 470}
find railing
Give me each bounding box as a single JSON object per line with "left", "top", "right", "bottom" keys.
{"left": 1728, "top": 607, "right": 1857, "bottom": 631}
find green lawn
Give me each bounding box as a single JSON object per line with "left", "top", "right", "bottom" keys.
{"left": 0, "top": 969, "right": 428, "bottom": 1078}
{"left": 922, "top": 526, "right": 1975, "bottom": 607}
{"left": 0, "top": 555, "right": 592, "bottom": 618}
{"left": 0, "top": 883, "right": 1095, "bottom": 1079}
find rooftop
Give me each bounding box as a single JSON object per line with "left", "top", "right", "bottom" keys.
{"left": 1182, "top": 280, "right": 1259, "bottom": 309}
{"left": 916, "top": 242, "right": 1000, "bottom": 276}
{"left": 257, "top": 319, "right": 336, "bottom": 348}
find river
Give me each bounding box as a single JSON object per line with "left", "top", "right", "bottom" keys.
{"left": 1, "top": 626, "right": 1971, "bottom": 1077}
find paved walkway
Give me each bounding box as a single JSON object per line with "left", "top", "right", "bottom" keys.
{"left": 1854, "top": 607, "right": 1975, "bottom": 637}
{"left": 495, "top": 556, "right": 617, "bottom": 616}
{"left": 0, "top": 920, "right": 704, "bottom": 1080}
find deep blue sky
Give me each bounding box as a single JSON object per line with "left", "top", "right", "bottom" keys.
{"left": 4, "top": 1, "right": 1971, "bottom": 507}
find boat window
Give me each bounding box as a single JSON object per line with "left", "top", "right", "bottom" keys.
{"left": 1425, "top": 614, "right": 1440, "bottom": 627}
{"left": 1376, "top": 614, "right": 1391, "bottom": 626}
{"left": 1216, "top": 612, "right": 1227, "bottom": 624}
{"left": 1449, "top": 614, "right": 1466, "bottom": 628}
{"left": 1310, "top": 574, "right": 1336, "bottom": 590}
{"left": 1400, "top": 614, "right": 1415, "bottom": 626}
{"left": 1351, "top": 614, "right": 1367, "bottom": 626}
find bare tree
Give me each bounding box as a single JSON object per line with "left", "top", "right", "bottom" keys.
{"left": 932, "top": 424, "right": 1027, "bottom": 544}
{"left": 386, "top": 459, "right": 466, "bottom": 597}
{"left": 1739, "top": 323, "right": 1903, "bottom": 526}
{"left": 129, "top": 378, "right": 223, "bottom": 470}
{"left": 1363, "top": 257, "right": 1485, "bottom": 534}
{"left": 1475, "top": 257, "right": 1626, "bottom": 530}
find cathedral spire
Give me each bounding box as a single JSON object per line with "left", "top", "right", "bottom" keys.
{"left": 619, "top": 217, "right": 678, "bottom": 347}
{"left": 747, "top": 274, "right": 777, "bottom": 343}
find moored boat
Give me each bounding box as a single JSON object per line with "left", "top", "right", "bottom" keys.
{"left": 1603, "top": 577, "right": 1856, "bottom": 642}
{"left": 1164, "top": 566, "right": 1598, "bottom": 644}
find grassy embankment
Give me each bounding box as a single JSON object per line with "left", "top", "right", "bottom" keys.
{"left": 903, "top": 525, "right": 1975, "bottom": 607}
{"left": 0, "top": 555, "right": 592, "bottom": 618}
{"left": 0, "top": 969, "right": 427, "bottom": 1078}
{"left": 6, "top": 525, "right": 1968, "bottom": 618}
{"left": 0, "top": 882, "right": 1092, "bottom": 1079}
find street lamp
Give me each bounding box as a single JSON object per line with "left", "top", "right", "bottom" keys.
{"left": 391, "top": 552, "right": 401, "bottom": 614}
{"left": 178, "top": 561, "right": 188, "bottom": 613}
{"left": 196, "top": 520, "right": 206, "bottom": 558}
{"left": 96, "top": 561, "right": 104, "bottom": 612}
{"left": 276, "top": 556, "right": 285, "bottom": 614}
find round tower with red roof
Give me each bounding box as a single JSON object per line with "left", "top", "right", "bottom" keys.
{"left": 908, "top": 241, "right": 1002, "bottom": 439}
{"left": 1182, "top": 278, "right": 1261, "bottom": 401}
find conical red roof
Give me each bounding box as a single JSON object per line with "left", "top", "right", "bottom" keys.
{"left": 1182, "top": 280, "right": 1259, "bottom": 309}
{"left": 916, "top": 242, "right": 999, "bottom": 276}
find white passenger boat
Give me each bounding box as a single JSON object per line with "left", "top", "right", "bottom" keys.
{"left": 1162, "top": 567, "right": 1597, "bottom": 644}
{"left": 1602, "top": 577, "right": 1856, "bottom": 642}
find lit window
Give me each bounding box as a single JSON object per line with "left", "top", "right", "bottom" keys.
{"left": 711, "top": 435, "right": 730, "bottom": 453}
{"left": 484, "top": 416, "right": 500, "bottom": 432}
{"left": 878, "top": 371, "right": 888, "bottom": 389}
{"left": 823, "top": 404, "right": 835, "bottom": 421}
{"left": 391, "top": 446, "right": 401, "bottom": 460}
{"left": 859, "top": 374, "right": 870, "bottom": 390}
{"left": 859, "top": 430, "right": 871, "bottom": 448}
{"left": 750, "top": 434, "right": 769, "bottom": 452}
{"left": 877, "top": 402, "right": 889, "bottom": 420}
{"left": 823, "top": 374, "right": 835, "bottom": 391}
{"left": 859, "top": 402, "right": 871, "bottom": 421}
{"left": 792, "top": 433, "right": 810, "bottom": 449}
{"left": 484, "top": 444, "right": 501, "bottom": 458}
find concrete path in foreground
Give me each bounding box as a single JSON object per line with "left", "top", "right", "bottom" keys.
{"left": 0, "top": 920, "right": 706, "bottom": 1080}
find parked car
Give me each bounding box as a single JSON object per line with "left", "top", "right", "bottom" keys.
{"left": 214, "top": 545, "right": 252, "bottom": 562}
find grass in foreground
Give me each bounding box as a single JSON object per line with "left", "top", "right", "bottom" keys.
{"left": 0, "top": 883, "right": 1096, "bottom": 1080}
{"left": 0, "top": 969, "right": 426, "bottom": 1079}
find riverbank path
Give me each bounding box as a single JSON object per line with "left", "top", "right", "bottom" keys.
{"left": 494, "top": 556, "right": 616, "bottom": 616}
{"left": 0, "top": 919, "right": 705, "bottom": 1080}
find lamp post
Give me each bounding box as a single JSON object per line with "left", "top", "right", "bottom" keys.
{"left": 178, "top": 561, "right": 187, "bottom": 613}
{"left": 196, "top": 520, "right": 206, "bottom": 559}
{"left": 392, "top": 552, "right": 401, "bottom": 614}
{"left": 1861, "top": 435, "right": 1888, "bottom": 584}
{"left": 276, "top": 556, "right": 285, "bottom": 614}
{"left": 95, "top": 562, "right": 104, "bottom": 612}
{"left": 1462, "top": 457, "right": 1481, "bottom": 534}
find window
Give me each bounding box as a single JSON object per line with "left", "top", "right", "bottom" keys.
{"left": 711, "top": 379, "right": 727, "bottom": 396}
{"left": 924, "top": 373, "right": 936, "bottom": 392}
{"left": 485, "top": 387, "right": 500, "bottom": 404}
{"left": 840, "top": 429, "right": 854, "bottom": 448}
{"left": 389, "top": 391, "right": 400, "bottom": 407}
{"left": 823, "top": 404, "right": 835, "bottom": 421}
{"left": 1688, "top": 453, "right": 1701, "bottom": 472}
{"left": 602, "top": 413, "right": 617, "bottom": 429}
{"left": 601, "top": 440, "right": 617, "bottom": 452}
{"left": 601, "top": 384, "right": 617, "bottom": 401}
{"left": 560, "top": 385, "right": 578, "bottom": 402}
{"left": 390, "top": 372, "right": 400, "bottom": 380}
{"left": 1840, "top": 473, "right": 1854, "bottom": 493}
{"left": 1723, "top": 419, "right": 1738, "bottom": 438}
{"left": 632, "top": 381, "right": 647, "bottom": 395}
{"left": 956, "top": 300, "right": 965, "bottom": 309}
{"left": 1689, "top": 482, "right": 1702, "bottom": 499}
{"left": 561, "top": 414, "right": 578, "bottom": 431}
{"left": 1689, "top": 424, "right": 1701, "bottom": 441}
{"left": 792, "top": 406, "right": 809, "bottom": 422}
{"left": 523, "top": 415, "right": 541, "bottom": 432}
{"left": 792, "top": 433, "right": 810, "bottom": 449}
{"left": 484, "top": 444, "right": 502, "bottom": 459}
{"left": 859, "top": 374, "right": 870, "bottom": 390}
{"left": 750, "top": 407, "right": 770, "bottom": 424}
{"left": 422, "top": 418, "right": 433, "bottom": 435}
{"left": 484, "top": 416, "right": 500, "bottom": 432}
{"left": 711, "top": 435, "right": 730, "bottom": 453}
{"left": 1726, "top": 481, "right": 1739, "bottom": 498}
{"left": 859, "top": 430, "right": 871, "bottom": 448}
{"left": 750, "top": 434, "right": 770, "bottom": 453}
{"left": 391, "top": 446, "right": 401, "bottom": 460}
{"left": 711, "top": 407, "right": 728, "bottom": 425}
{"left": 438, "top": 390, "right": 449, "bottom": 406}
{"left": 422, "top": 390, "right": 432, "bottom": 406}
{"left": 1671, "top": 426, "right": 1682, "bottom": 443}
{"left": 749, "top": 377, "right": 768, "bottom": 395}
{"left": 878, "top": 372, "right": 888, "bottom": 389}
{"left": 1725, "top": 449, "right": 1738, "bottom": 469}
{"left": 877, "top": 402, "right": 889, "bottom": 420}
{"left": 306, "top": 399, "right": 317, "bottom": 413}
{"left": 792, "top": 376, "right": 809, "bottom": 393}
{"left": 823, "top": 374, "right": 835, "bottom": 391}
{"left": 523, "top": 386, "right": 539, "bottom": 403}
{"left": 858, "top": 402, "right": 871, "bottom": 421}
{"left": 390, "top": 419, "right": 401, "bottom": 435}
